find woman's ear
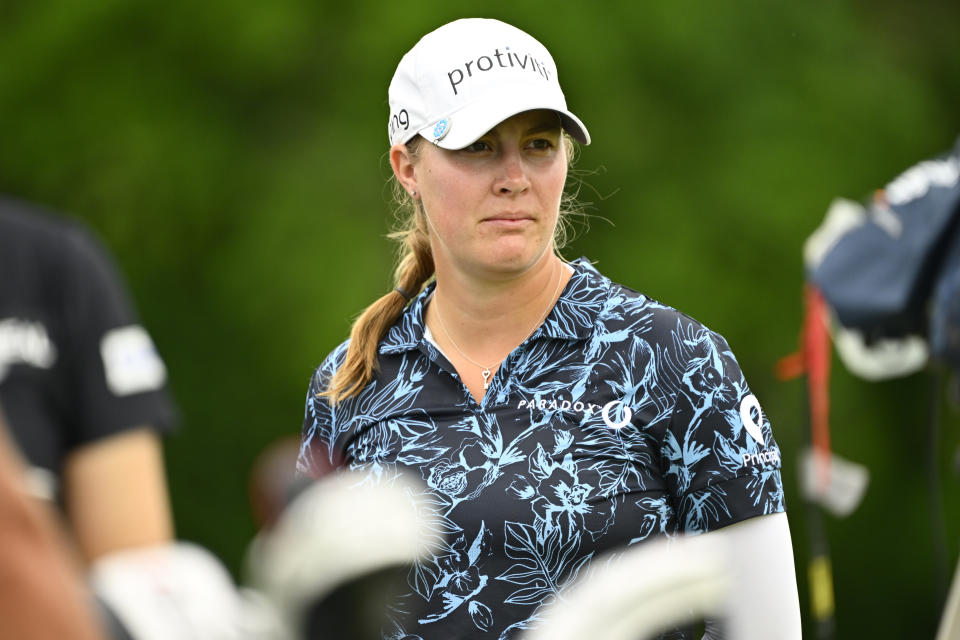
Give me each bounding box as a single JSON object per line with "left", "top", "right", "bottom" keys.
{"left": 389, "top": 143, "right": 417, "bottom": 196}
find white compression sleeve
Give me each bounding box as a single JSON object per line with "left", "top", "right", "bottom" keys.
{"left": 701, "top": 511, "right": 802, "bottom": 640}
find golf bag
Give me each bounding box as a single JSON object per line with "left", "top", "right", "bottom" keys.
{"left": 806, "top": 137, "right": 960, "bottom": 375}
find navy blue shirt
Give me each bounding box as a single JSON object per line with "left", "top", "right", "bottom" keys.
{"left": 0, "top": 197, "right": 175, "bottom": 497}
{"left": 299, "top": 259, "right": 785, "bottom": 639}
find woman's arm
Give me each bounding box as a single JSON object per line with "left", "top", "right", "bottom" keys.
{"left": 702, "top": 511, "right": 802, "bottom": 639}
{"left": 62, "top": 427, "right": 174, "bottom": 563}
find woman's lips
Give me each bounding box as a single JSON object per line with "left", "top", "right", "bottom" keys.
{"left": 482, "top": 213, "right": 534, "bottom": 226}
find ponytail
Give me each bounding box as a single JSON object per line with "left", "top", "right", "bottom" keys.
{"left": 323, "top": 141, "right": 433, "bottom": 404}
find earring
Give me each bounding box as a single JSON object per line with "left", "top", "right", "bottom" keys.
{"left": 410, "top": 190, "right": 417, "bottom": 198}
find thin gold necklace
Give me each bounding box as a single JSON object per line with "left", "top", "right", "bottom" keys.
{"left": 434, "top": 264, "right": 564, "bottom": 391}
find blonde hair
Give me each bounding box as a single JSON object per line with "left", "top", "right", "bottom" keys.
{"left": 322, "top": 133, "right": 580, "bottom": 404}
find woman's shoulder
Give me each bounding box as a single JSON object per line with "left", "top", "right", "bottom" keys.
{"left": 568, "top": 259, "right": 725, "bottom": 345}
{"left": 600, "top": 277, "right": 722, "bottom": 341}
{"left": 307, "top": 339, "right": 351, "bottom": 390}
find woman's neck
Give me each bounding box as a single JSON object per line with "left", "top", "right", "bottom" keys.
{"left": 426, "top": 254, "right": 570, "bottom": 371}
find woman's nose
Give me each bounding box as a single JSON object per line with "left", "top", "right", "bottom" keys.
{"left": 495, "top": 151, "right": 530, "bottom": 195}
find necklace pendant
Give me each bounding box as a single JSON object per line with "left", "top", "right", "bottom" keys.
{"left": 481, "top": 368, "right": 491, "bottom": 390}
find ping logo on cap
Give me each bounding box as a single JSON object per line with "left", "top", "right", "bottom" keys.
{"left": 432, "top": 118, "right": 450, "bottom": 141}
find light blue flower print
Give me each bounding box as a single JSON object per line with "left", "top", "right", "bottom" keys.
{"left": 506, "top": 344, "right": 598, "bottom": 414}
{"left": 509, "top": 340, "right": 575, "bottom": 386}
{"left": 663, "top": 426, "right": 712, "bottom": 496}
{"left": 424, "top": 441, "right": 495, "bottom": 512}
{"left": 382, "top": 624, "right": 424, "bottom": 640}
{"left": 417, "top": 522, "right": 493, "bottom": 624}
{"left": 618, "top": 336, "right": 674, "bottom": 417}
{"left": 716, "top": 469, "right": 786, "bottom": 515}
{"left": 678, "top": 326, "right": 737, "bottom": 417}
{"left": 532, "top": 464, "right": 591, "bottom": 538}
{"left": 629, "top": 495, "right": 673, "bottom": 544}
{"left": 585, "top": 324, "right": 632, "bottom": 362}
{"left": 714, "top": 431, "right": 752, "bottom": 475}
{"left": 754, "top": 470, "right": 787, "bottom": 513}
{"left": 427, "top": 459, "right": 474, "bottom": 497}
{"left": 575, "top": 417, "right": 655, "bottom": 503}
{"left": 333, "top": 354, "right": 430, "bottom": 439}
{"left": 512, "top": 445, "right": 615, "bottom": 542}
{"left": 496, "top": 520, "right": 592, "bottom": 608}
{"left": 468, "top": 600, "right": 494, "bottom": 632}
{"left": 545, "top": 269, "right": 607, "bottom": 333}
{"left": 449, "top": 413, "right": 506, "bottom": 468}
{"left": 551, "top": 428, "right": 574, "bottom": 456}
{"left": 349, "top": 414, "right": 447, "bottom": 481}
{"left": 408, "top": 498, "right": 463, "bottom": 600}
{"left": 681, "top": 484, "right": 733, "bottom": 533}
{"left": 499, "top": 413, "right": 556, "bottom": 472}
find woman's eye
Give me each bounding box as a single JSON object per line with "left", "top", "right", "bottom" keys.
{"left": 527, "top": 137, "right": 555, "bottom": 151}
{"left": 463, "top": 140, "right": 492, "bottom": 153}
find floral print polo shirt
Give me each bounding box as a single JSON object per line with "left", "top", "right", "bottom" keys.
{"left": 298, "top": 258, "right": 786, "bottom": 640}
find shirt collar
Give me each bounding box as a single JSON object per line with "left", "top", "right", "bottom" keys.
{"left": 378, "top": 280, "right": 435, "bottom": 355}
{"left": 537, "top": 257, "right": 607, "bottom": 340}
{"left": 378, "top": 257, "right": 607, "bottom": 355}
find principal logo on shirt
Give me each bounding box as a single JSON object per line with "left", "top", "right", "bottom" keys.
{"left": 740, "top": 394, "right": 765, "bottom": 445}
{"left": 0, "top": 318, "right": 57, "bottom": 383}
{"left": 739, "top": 393, "right": 781, "bottom": 467}
{"left": 516, "top": 396, "right": 634, "bottom": 430}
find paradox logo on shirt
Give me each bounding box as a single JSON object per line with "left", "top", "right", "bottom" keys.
{"left": 516, "top": 397, "right": 634, "bottom": 430}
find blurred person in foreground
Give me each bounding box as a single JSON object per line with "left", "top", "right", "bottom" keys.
{"left": 0, "top": 194, "right": 187, "bottom": 638}
{"left": 297, "top": 17, "right": 801, "bottom": 640}
{"left": 0, "top": 402, "right": 107, "bottom": 640}
{"left": 0, "top": 196, "right": 258, "bottom": 639}
{"left": 0, "top": 195, "right": 406, "bottom": 639}
{"left": 0, "top": 195, "right": 175, "bottom": 565}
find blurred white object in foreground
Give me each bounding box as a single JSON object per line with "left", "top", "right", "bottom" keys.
{"left": 90, "top": 541, "right": 289, "bottom": 640}
{"left": 524, "top": 533, "right": 730, "bottom": 640}
{"left": 246, "top": 469, "right": 442, "bottom": 636}
{"left": 526, "top": 513, "right": 800, "bottom": 640}
{"left": 937, "top": 555, "right": 960, "bottom": 640}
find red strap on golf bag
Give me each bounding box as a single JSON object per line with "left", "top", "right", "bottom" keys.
{"left": 776, "top": 285, "right": 832, "bottom": 489}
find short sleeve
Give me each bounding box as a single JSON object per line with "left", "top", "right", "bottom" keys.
{"left": 59, "top": 225, "right": 176, "bottom": 447}
{"left": 660, "top": 320, "right": 785, "bottom": 534}
{"left": 297, "top": 341, "right": 349, "bottom": 477}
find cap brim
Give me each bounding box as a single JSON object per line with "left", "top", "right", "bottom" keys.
{"left": 417, "top": 88, "right": 590, "bottom": 149}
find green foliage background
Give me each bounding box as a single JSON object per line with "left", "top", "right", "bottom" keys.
{"left": 2, "top": 1, "right": 959, "bottom": 636}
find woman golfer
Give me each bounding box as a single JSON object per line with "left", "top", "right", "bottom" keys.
{"left": 299, "top": 17, "right": 801, "bottom": 639}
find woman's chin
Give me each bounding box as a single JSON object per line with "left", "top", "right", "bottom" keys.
{"left": 474, "top": 245, "right": 554, "bottom": 278}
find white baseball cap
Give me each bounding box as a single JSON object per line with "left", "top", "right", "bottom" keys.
{"left": 387, "top": 18, "right": 590, "bottom": 150}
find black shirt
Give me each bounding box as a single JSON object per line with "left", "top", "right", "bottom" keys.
{"left": 0, "top": 196, "right": 175, "bottom": 498}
